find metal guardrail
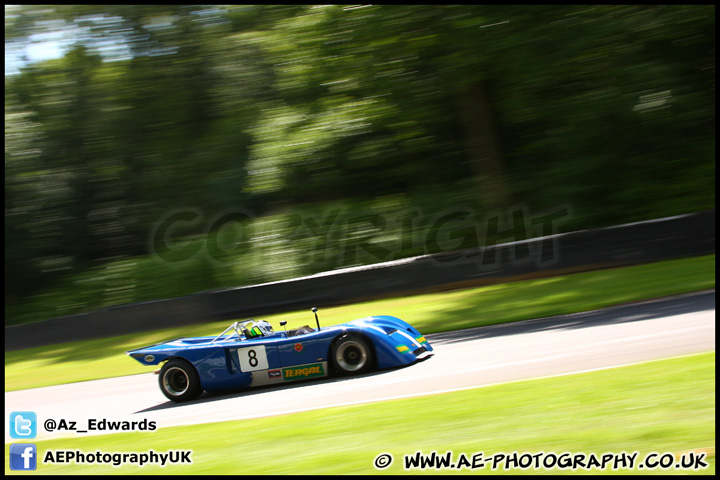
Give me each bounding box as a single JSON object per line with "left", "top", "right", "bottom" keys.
{"left": 5, "top": 210, "right": 714, "bottom": 351}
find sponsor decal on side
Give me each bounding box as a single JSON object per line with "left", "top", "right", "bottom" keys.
{"left": 282, "top": 363, "right": 324, "bottom": 380}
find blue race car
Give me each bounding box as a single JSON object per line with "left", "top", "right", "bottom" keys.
{"left": 126, "top": 308, "right": 433, "bottom": 402}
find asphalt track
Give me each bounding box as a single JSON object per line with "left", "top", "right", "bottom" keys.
{"left": 5, "top": 290, "right": 715, "bottom": 443}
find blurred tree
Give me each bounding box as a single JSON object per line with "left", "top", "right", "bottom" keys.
{"left": 491, "top": 5, "right": 715, "bottom": 226}
{"left": 5, "top": 91, "right": 52, "bottom": 301}
{"left": 4, "top": 5, "right": 715, "bottom": 323}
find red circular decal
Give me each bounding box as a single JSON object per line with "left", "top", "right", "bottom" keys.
{"left": 294, "top": 343, "right": 303, "bottom": 352}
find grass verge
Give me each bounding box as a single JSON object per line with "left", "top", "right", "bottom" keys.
{"left": 5, "top": 352, "right": 715, "bottom": 475}
{"left": 5, "top": 254, "right": 715, "bottom": 391}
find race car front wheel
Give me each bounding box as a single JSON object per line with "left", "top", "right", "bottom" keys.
{"left": 332, "top": 335, "right": 373, "bottom": 375}
{"left": 159, "top": 359, "right": 203, "bottom": 402}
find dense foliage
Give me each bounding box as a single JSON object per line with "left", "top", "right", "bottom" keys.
{"left": 5, "top": 5, "right": 715, "bottom": 324}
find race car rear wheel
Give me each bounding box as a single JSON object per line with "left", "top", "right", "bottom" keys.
{"left": 331, "top": 335, "right": 373, "bottom": 375}
{"left": 159, "top": 359, "right": 203, "bottom": 402}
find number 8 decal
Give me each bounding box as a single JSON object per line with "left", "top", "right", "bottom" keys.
{"left": 237, "top": 345, "right": 268, "bottom": 371}
{"left": 248, "top": 349, "right": 258, "bottom": 367}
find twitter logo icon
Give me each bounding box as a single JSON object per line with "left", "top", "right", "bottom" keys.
{"left": 10, "top": 412, "right": 37, "bottom": 439}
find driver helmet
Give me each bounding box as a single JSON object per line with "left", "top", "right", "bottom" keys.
{"left": 255, "top": 320, "right": 274, "bottom": 336}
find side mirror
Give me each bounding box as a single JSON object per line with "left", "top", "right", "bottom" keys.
{"left": 311, "top": 307, "right": 320, "bottom": 331}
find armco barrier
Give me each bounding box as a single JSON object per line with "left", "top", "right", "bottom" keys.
{"left": 5, "top": 210, "right": 714, "bottom": 351}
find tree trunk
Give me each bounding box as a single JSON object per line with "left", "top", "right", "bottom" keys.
{"left": 455, "top": 80, "right": 512, "bottom": 212}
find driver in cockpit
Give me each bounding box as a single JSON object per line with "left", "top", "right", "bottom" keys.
{"left": 243, "top": 320, "right": 275, "bottom": 339}
{"left": 254, "top": 320, "right": 274, "bottom": 336}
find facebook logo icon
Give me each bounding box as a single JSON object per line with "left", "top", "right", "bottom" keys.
{"left": 9, "top": 411, "right": 37, "bottom": 439}
{"left": 10, "top": 444, "right": 37, "bottom": 471}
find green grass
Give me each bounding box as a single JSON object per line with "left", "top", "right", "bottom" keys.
{"left": 4, "top": 254, "right": 715, "bottom": 391}
{"left": 5, "top": 352, "right": 715, "bottom": 475}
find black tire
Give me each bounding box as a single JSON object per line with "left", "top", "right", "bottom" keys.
{"left": 331, "top": 335, "right": 374, "bottom": 375}
{"left": 158, "top": 359, "right": 203, "bottom": 402}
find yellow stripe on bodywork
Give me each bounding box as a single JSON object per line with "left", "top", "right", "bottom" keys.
{"left": 395, "top": 345, "right": 410, "bottom": 353}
